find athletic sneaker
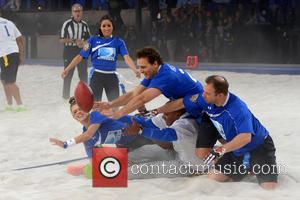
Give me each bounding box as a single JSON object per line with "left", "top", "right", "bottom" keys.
{"left": 83, "top": 164, "right": 92, "bottom": 179}
{"left": 4, "top": 105, "right": 14, "bottom": 112}
{"left": 16, "top": 105, "right": 27, "bottom": 112}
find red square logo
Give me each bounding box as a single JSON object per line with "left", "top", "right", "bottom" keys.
{"left": 92, "top": 147, "right": 128, "bottom": 187}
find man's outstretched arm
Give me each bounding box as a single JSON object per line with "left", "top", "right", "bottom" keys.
{"left": 110, "top": 85, "right": 146, "bottom": 107}
{"left": 156, "top": 98, "right": 184, "bottom": 114}
{"left": 94, "top": 85, "right": 146, "bottom": 110}
{"left": 112, "top": 88, "right": 161, "bottom": 119}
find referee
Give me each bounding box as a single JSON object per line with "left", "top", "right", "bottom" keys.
{"left": 59, "top": 3, "right": 90, "bottom": 100}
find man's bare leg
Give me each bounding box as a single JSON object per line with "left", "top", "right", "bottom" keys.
{"left": 9, "top": 83, "right": 22, "bottom": 105}
{"left": 1, "top": 81, "right": 13, "bottom": 105}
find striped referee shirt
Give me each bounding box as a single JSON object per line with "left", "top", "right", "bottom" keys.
{"left": 60, "top": 18, "right": 91, "bottom": 47}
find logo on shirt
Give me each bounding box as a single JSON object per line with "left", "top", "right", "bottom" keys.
{"left": 92, "top": 41, "right": 114, "bottom": 52}
{"left": 211, "top": 119, "right": 226, "bottom": 140}
{"left": 167, "top": 64, "right": 177, "bottom": 72}
{"left": 190, "top": 94, "right": 199, "bottom": 102}
{"left": 98, "top": 47, "right": 116, "bottom": 61}
{"left": 83, "top": 42, "right": 90, "bottom": 51}
{"left": 104, "top": 130, "right": 122, "bottom": 144}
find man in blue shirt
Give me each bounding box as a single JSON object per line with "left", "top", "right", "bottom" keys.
{"left": 95, "top": 47, "right": 203, "bottom": 119}
{"left": 155, "top": 75, "right": 278, "bottom": 190}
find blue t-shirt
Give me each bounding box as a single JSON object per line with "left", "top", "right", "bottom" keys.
{"left": 183, "top": 93, "right": 269, "bottom": 156}
{"left": 80, "top": 35, "right": 128, "bottom": 72}
{"left": 141, "top": 63, "right": 203, "bottom": 100}
{"left": 83, "top": 112, "right": 134, "bottom": 158}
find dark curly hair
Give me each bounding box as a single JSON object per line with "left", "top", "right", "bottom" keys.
{"left": 136, "top": 47, "right": 163, "bottom": 65}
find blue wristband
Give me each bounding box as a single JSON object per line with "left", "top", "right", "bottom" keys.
{"left": 63, "top": 141, "right": 68, "bottom": 149}
{"left": 63, "top": 138, "right": 76, "bottom": 149}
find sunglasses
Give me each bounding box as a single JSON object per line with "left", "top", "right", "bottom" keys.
{"left": 69, "top": 96, "right": 76, "bottom": 106}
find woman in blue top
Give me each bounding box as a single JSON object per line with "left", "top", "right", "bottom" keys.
{"left": 49, "top": 96, "right": 136, "bottom": 158}
{"left": 61, "top": 15, "right": 140, "bottom": 101}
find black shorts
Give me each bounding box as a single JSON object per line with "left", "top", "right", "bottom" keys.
{"left": 214, "top": 135, "right": 278, "bottom": 184}
{"left": 0, "top": 53, "right": 19, "bottom": 84}
{"left": 196, "top": 113, "right": 221, "bottom": 148}
{"left": 89, "top": 72, "right": 119, "bottom": 101}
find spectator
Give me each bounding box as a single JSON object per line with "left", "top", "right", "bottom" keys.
{"left": 164, "top": 14, "right": 177, "bottom": 62}
{"left": 148, "top": 0, "right": 160, "bottom": 26}
{"left": 108, "top": 0, "right": 126, "bottom": 28}
{"left": 215, "top": 19, "right": 224, "bottom": 61}
{"left": 71, "top": 0, "right": 86, "bottom": 8}
{"left": 0, "top": 0, "right": 7, "bottom": 8}
{"left": 124, "top": 25, "right": 137, "bottom": 55}
{"left": 177, "top": 0, "right": 201, "bottom": 8}
{"left": 204, "top": 18, "right": 216, "bottom": 62}
{"left": 126, "top": 0, "right": 135, "bottom": 8}
{"left": 2, "top": 0, "right": 20, "bottom": 11}
{"left": 92, "top": 0, "right": 108, "bottom": 10}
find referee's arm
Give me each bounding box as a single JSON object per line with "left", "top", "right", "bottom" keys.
{"left": 59, "top": 38, "right": 74, "bottom": 44}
